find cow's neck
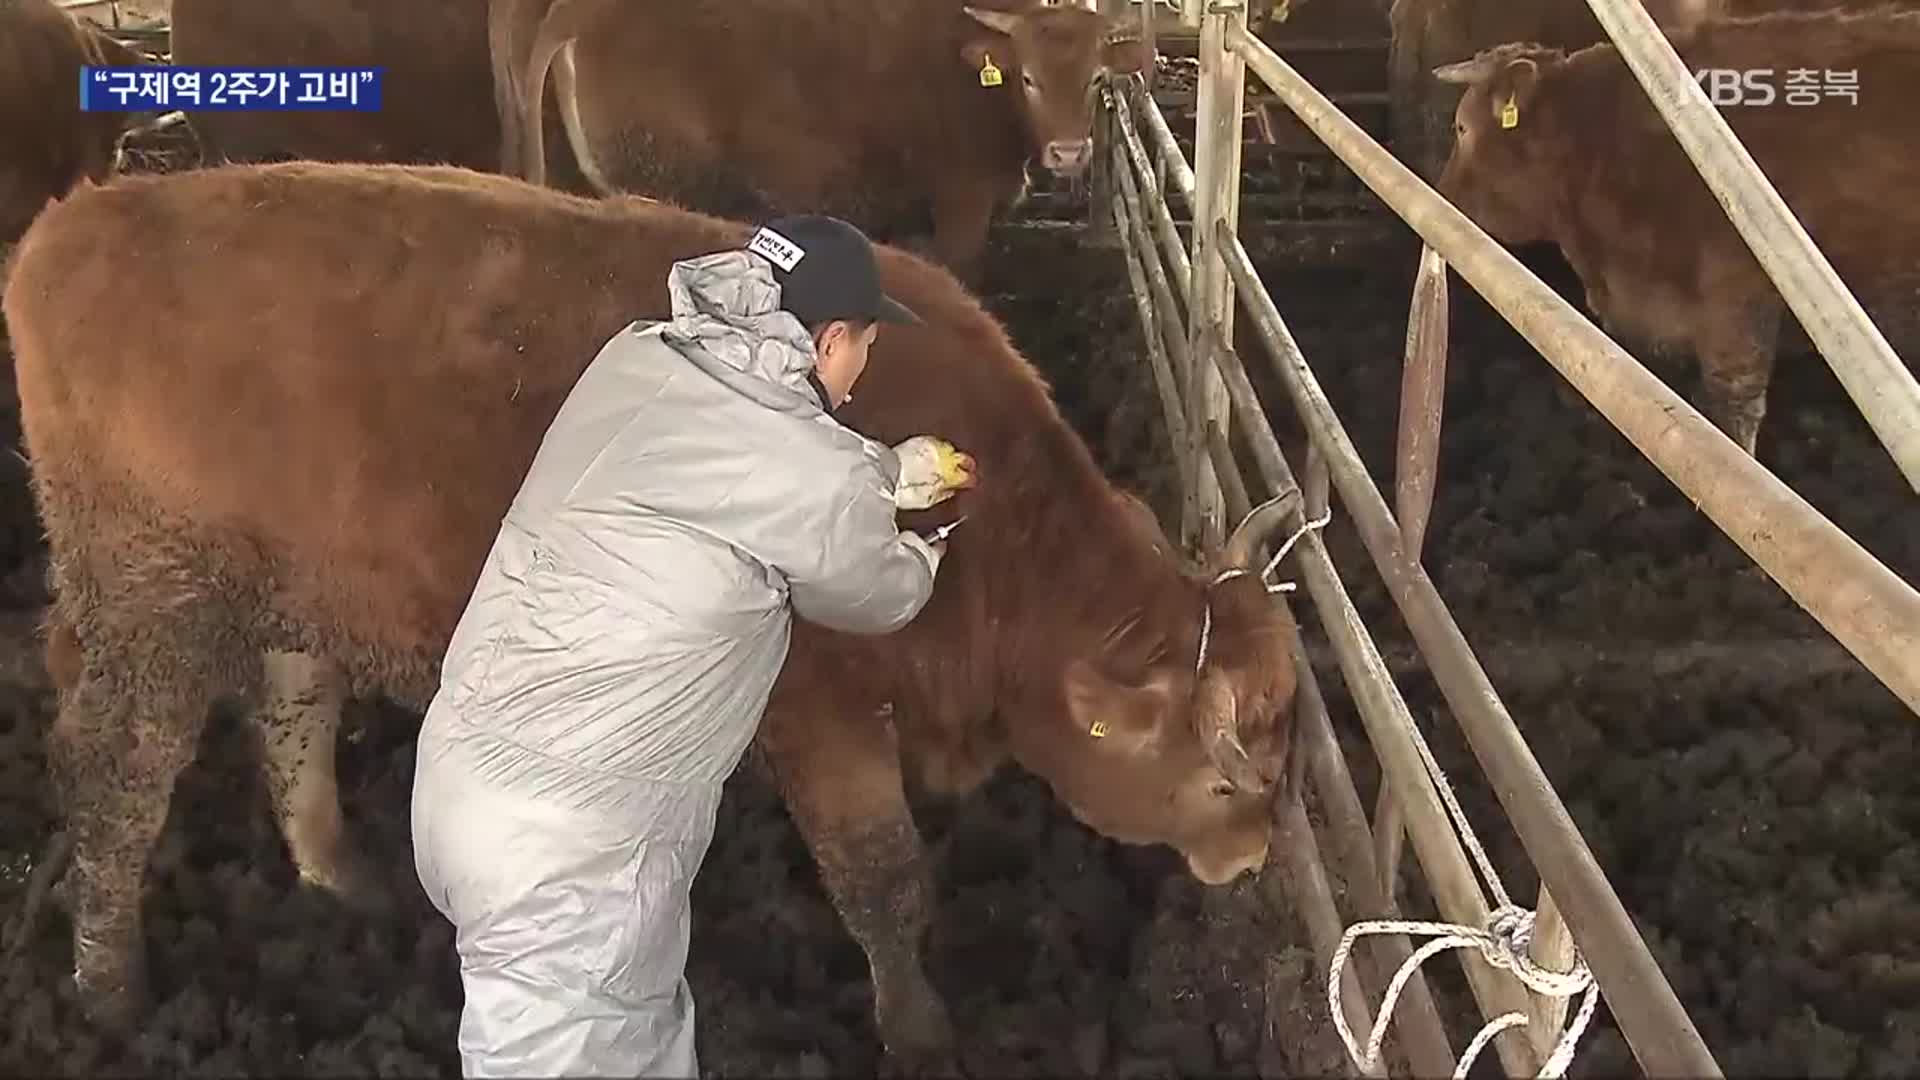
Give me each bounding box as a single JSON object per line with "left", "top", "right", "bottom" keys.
{"left": 971, "top": 432, "right": 1201, "bottom": 727}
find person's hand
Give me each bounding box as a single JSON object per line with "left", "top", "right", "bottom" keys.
{"left": 901, "top": 530, "right": 944, "bottom": 576}
{"left": 892, "top": 435, "right": 978, "bottom": 511}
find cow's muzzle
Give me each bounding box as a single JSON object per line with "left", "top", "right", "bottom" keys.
{"left": 1186, "top": 839, "right": 1269, "bottom": 886}
{"left": 1043, "top": 138, "right": 1094, "bottom": 175}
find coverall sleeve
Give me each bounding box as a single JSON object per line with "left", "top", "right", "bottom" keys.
{"left": 782, "top": 455, "right": 939, "bottom": 636}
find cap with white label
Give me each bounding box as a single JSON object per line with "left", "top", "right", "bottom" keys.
{"left": 745, "top": 215, "right": 920, "bottom": 327}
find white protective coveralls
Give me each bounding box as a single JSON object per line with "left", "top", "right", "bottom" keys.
{"left": 410, "top": 248, "right": 942, "bottom": 1078}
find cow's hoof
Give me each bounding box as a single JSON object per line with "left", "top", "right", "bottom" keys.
{"left": 878, "top": 992, "right": 961, "bottom": 1077}
{"left": 881, "top": 1047, "right": 967, "bottom": 1080}
{"left": 71, "top": 964, "right": 148, "bottom": 1033}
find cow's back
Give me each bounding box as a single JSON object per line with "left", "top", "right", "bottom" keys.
{"left": 3, "top": 162, "right": 1038, "bottom": 673}
{"left": 170, "top": 0, "right": 585, "bottom": 187}
{"left": 556, "top": 0, "right": 1022, "bottom": 233}
{"left": 0, "top": 0, "right": 145, "bottom": 244}
{"left": 1386, "top": 0, "right": 1901, "bottom": 178}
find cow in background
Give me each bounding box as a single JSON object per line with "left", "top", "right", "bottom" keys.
{"left": 1387, "top": 0, "right": 1715, "bottom": 180}
{"left": 1385, "top": 0, "right": 1903, "bottom": 180}
{"left": 0, "top": 0, "right": 153, "bottom": 248}
{"left": 168, "top": 0, "right": 589, "bottom": 189}
{"left": 1433, "top": 6, "right": 1920, "bottom": 456}
{"left": 496, "top": 0, "right": 1152, "bottom": 285}
{"left": 4, "top": 161, "right": 1301, "bottom": 1070}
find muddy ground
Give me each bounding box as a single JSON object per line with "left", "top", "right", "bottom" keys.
{"left": 2, "top": 202, "right": 1918, "bottom": 1077}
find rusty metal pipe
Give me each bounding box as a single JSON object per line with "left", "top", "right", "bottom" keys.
{"left": 1291, "top": 634, "right": 1459, "bottom": 1075}
{"left": 1112, "top": 138, "right": 1202, "bottom": 429}
{"left": 1372, "top": 784, "right": 1406, "bottom": 911}
{"left": 1274, "top": 795, "right": 1390, "bottom": 1078}
{"left": 1394, "top": 245, "right": 1449, "bottom": 561}
{"left": 1110, "top": 83, "right": 1194, "bottom": 305}
{"left": 1134, "top": 78, "right": 1199, "bottom": 208}
{"left": 1183, "top": 1, "right": 1244, "bottom": 553}
{"left": 1208, "top": 427, "right": 1251, "bottom": 526}
{"left": 1112, "top": 144, "right": 1193, "bottom": 462}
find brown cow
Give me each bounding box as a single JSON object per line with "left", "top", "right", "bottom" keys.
{"left": 0, "top": 0, "right": 152, "bottom": 247}
{"left": 1384, "top": 0, "right": 1897, "bottom": 179}
{"left": 1388, "top": 0, "right": 1711, "bottom": 180}
{"left": 1432, "top": 7, "right": 1920, "bottom": 456}
{"left": 497, "top": 0, "right": 1153, "bottom": 284}
{"left": 5, "top": 161, "right": 1301, "bottom": 1068}
{"left": 168, "top": 0, "right": 588, "bottom": 188}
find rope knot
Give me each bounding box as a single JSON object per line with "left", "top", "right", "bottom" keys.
{"left": 1328, "top": 906, "right": 1600, "bottom": 1079}
{"left": 1480, "top": 904, "right": 1534, "bottom": 973}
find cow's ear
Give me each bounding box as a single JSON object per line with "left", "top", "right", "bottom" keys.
{"left": 961, "top": 6, "right": 1020, "bottom": 78}
{"left": 1062, "top": 658, "right": 1174, "bottom": 751}
{"left": 1488, "top": 56, "right": 1542, "bottom": 128}
{"left": 1103, "top": 34, "right": 1152, "bottom": 75}
{"left": 963, "top": 5, "right": 1022, "bottom": 36}
{"left": 961, "top": 36, "right": 997, "bottom": 70}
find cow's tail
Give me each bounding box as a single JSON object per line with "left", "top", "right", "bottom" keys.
{"left": 520, "top": 0, "right": 605, "bottom": 187}
{"left": 489, "top": 0, "right": 528, "bottom": 177}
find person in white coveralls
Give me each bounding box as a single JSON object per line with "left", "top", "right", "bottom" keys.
{"left": 410, "top": 214, "right": 976, "bottom": 1077}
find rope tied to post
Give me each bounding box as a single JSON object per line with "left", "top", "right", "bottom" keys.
{"left": 1326, "top": 680, "right": 1602, "bottom": 1079}
{"left": 1329, "top": 905, "right": 1600, "bottom": 1080}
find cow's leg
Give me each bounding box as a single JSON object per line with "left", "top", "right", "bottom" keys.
{"left": 757, "top": 704, "right": 958, "bottom": 1075}
{"left": 930, "top": 181, "right": 999, "bottom": 290}
{"left": 47, "top": 582, "right": 246, "bottom": 1030}
{"left": 1696, "top": 303, "right": 1782, "bottom": 457}
{"left": 250, "top": 649, "right": 390, "bottom": 913}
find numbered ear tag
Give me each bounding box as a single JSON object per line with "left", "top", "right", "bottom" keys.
{"left": 1088, "top": 720, "right": 1109, "bottom": 738}
{"left": 979, "top": 53, "right": 1004, "bottom": 87}
{"left": 1499, "top": 94, "right": 1519, "bottom": 129}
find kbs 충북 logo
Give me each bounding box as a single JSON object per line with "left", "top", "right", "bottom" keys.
{"left": 1691, "top": 67, "right": 1859, "bottom": 106}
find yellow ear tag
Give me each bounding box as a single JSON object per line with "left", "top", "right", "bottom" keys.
{"left": 1499, "top": 94, "right": 1519, "bottom": 129}
{"left": 979, "top": 54, "right": 1004, "bottom": 87}
{"left": 1088, "top": 720, "right": 1109, "bottom": 738}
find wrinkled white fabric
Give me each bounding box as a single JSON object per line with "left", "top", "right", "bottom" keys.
{"left": 411, "top": 249, "right": 939, "bottom": 1077}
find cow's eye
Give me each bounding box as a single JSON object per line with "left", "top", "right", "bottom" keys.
{"left": 1023, "top": 71, "right": 1038, "bottom": 90}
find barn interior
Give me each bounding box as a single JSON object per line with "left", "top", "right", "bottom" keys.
{"left": 2, "top": 0, "right": 1918, "bottom": 1075}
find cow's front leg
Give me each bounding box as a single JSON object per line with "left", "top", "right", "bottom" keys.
{"left": 251, "top": 649, "right": 390, "bottom": 913}
{"left": 1695, "top": 301, "right": 1782, "bottom": 457}
{"left": 930, "top": 180, "right": 1000, "bottom": 291}
{"left": 757, "top": 699, "right": 959, "bottom": 1076}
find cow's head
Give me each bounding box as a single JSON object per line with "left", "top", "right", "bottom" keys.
{"left": 1432, "top": 43, "right": 1570, "bottom": 247}
{"left": 960, "top": 2, "right": 1153, "bottom": 177}
{"left": 1017, "top": 495, "right": 1303, "bottom": 886}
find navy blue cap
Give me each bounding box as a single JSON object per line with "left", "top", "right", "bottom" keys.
{"left": 745, "top": 214, "right": 920, "bottom": 328}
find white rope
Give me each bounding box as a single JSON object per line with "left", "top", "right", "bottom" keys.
{"left": 1259, "top": 508, "right": 1330, "bottom": 594}
{"left": 1326, "top": 697, "right": 1602, "bottom": 1078}
{"left": 1329, "top": 906, "right": 1601, "bottom": 1079}
{"left": 1198, "top": 504, "right": 1330, "bottom": 674}
{"left": 1196, "top": 574, "right": 1236, "bottom": 674}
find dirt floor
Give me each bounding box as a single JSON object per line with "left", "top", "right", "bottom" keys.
{"left": 2, "top": 193, "right": 1918, "bottom": 1077}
